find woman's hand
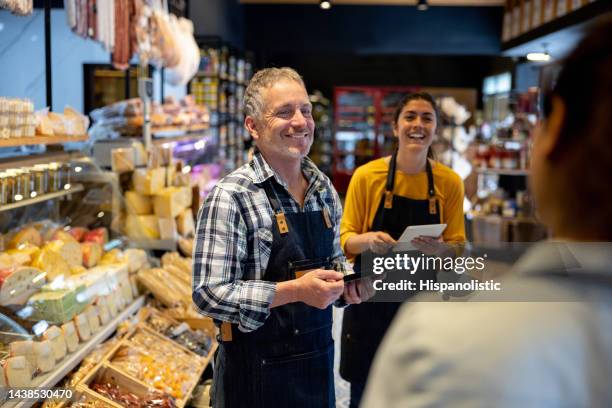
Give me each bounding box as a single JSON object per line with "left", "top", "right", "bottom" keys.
{"left": 411, "top": 235, "right": 451, "bottom": 256}
{"left": 366, "top": 231, "right": 397, "bottom": 254}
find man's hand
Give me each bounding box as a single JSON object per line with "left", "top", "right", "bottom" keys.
{"left": 366, "top": 231, "right": 396, "bottom": 254}
{"left": 343, "top": 278, "right": 375, "bottom": 304}
{"left": 411, "top": 235, "right": 450, "bottom": 256}
{"left": 295, "top": 269, "right": 344, "bottom": 309}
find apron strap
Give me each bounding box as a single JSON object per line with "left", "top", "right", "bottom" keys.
{"left": 315, "top": 189, "right": 333, "bottom": 229}
{"left": 262, "top": 179, "right": 290, "bottom": 235}
{"left": 384, "top": 150, "right": 398, "bottom": 209}
{"left": 426, "top": 159, "right": 437, "bottom": 215}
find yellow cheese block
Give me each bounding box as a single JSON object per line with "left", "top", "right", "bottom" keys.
{"left": 125, "top": 190, "right": 153, "bottom": 215}
{"left": 125, "top": 215, "right": 160, "bottom": 240}
{"left": 74, "top": 312, "right": 91, "bottom": 341}
{"left": 158, "top": 217, "right": 178, "bottom": 240}
{"left": 153, "top": 187, "right": 187, "bottom": 218}
{"left": 133, "top": 168, "right": 165, "bottom": 195}
{"left": 45, "top": 239, "right": 82, "bottom": 267}
{"left": 178, "top": 186, "right": 192, "bottom": 209}
{"left": 177, "top": 208, "right": 195, "bottom": 237}
{"left": 31, "top": 249, "right": 70, "bottom": 281}
{"left": 164, "top": 165, "right": 176, "bottom": 187}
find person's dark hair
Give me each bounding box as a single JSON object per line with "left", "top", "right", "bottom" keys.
{"left": 542, "top": 16, "right": 612, "bottom": 240}
{"left": 393, "top": 92, "right": 439, "bottom": 160}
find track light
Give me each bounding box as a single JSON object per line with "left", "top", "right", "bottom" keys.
{"left": 320, "top": 0, "right": 331, "bottom": 10}
{"left": 527, "top": 43, "right": 551, "bottom": 62}
{"left": 417, "top": 0, "right": 428, "bottom": 11}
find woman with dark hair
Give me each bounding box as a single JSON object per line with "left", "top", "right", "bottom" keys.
{"left": 361, "top": 17, "right": 612, "bottom": 408}
{"left": 339, "top": 92, "right": 466, "bottom": 407}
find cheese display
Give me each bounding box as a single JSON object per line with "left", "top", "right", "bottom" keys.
{"left": 153, "top": 187, "right": 186, "bottom": 218}
{"left": 106, "top": 294, "right": 118, "bottom": 317}
{"left": 7, "top": 227, "right": 43, "bottom": 248}
{"left": 83, "top": 228, "right": 109, "bottom": 245}
{"left": 125, "top": 190, "right": 153, "bottom": 215}
{"left": 0, "top": 266, "right": 46, "bottom": 306}
{"left": 176, "top": 208, "right": 195, "bottom": 237}
{"left": 31, "top": 246, "right": 71, "bottom": 280}
{"left": 124, "top": 249, "right": 148, "bottom": 273}
{"left": 74, "top": 312, "right": 92, "bottom": 341}
{"left": 126, "top": 214, "right": 160, "bottom": 240}
{"left": 34, "top": 340, "right": 55, "bottom": 373}
{"left": 96, "top": 297, "right": 111, "bottom": 325}
{"left": 62, "top": 321, "right": 79, "bottom": 353}
{"left": 133, "top": 168, "right": 165, "bottom": 195}
{"left": 4, "top": 356, "right": 31, "bottom": 388}
{"left": 45, "top": 239, "right": 83, "bottom": 267}
{"left": 43, "top": 326, "right": 67, "bottom": 361}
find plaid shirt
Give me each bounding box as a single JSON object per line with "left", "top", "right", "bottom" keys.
{"left": 192, "top": 151, "right": 351, "bottom": 332}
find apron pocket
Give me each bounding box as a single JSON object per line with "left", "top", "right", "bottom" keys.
{"left": 258, "top": 342, "right": 335, "bottom": 408}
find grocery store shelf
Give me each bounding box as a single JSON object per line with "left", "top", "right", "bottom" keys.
{"left": 0, "top": 134, "right": 88, "bottom": 148}
{"left": 152, "top": 124, "right": 209, "bottom": 138}
{"left": 0, "top": 184, "right": 84, "bottom": 213}
{"left": 3, "top": 296, "right": 145, "bottom": 408}
{"left": 476, "top": 168, "right": 530, "bottom": 176}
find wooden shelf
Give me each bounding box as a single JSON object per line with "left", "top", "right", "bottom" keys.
{"left": 2, "top": 296, "right": 146, "bottom": 408}
{"left": 0, "top": 184, "right": 84, "bottom": 213}
{"left": 476, "top": 168, "right": 530, "bottom": 176}
{"left": 0, "top": 134, "right": 88, "bottom": 148}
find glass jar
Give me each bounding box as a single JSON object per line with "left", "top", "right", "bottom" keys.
{"left": 9, "top": 170, "right": 24, "bottom": 202}
{"left": 48, "top": 163, "right": 62, "bottom": 192}
{"left": 32, "top": 164, "right": 48, "bottom": 195}
{"left": 0, "top": 173, "right": 8, "bottom": 205}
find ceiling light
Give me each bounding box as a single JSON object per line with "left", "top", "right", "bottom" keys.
{"left": 320, "top": 0, "right": 331, "bottom": 10}
{"left": 526, "top": 52, "right": 551, "bottom": 62}
{"left": 417, "top": 0, "right": 428, "bottom": 11}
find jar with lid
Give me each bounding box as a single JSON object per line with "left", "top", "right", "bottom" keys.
{"left": 61, "top": 162, "right": 72, "bottom": 190}
{"left": 9, "top": 170, "right": 25, "bottom": 201}
{"left": 48, "top": 163, "right": 62, "bottom": 192}
{"left": 32, "top": 164, "right": 49, "bottom": 195}
{"left": 17, "top": 169, "right": 31, "bottom": 200}
{"left": 0, "top": 173, "right": 9, "bottom": 205}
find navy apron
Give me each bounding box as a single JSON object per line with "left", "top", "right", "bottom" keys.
{"left": 340, "top": 151, "right": 441, "bottom": 391}
{"left": 212, "top": 177, "right": 336, "bottom": 408}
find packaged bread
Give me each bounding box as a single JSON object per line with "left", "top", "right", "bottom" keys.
{"left": 61, "top": 321, "right": 79, "bottom": 352}
{"left": 34, "top": 340, "right": 55, "bottom": 373}
{"left": 161, "top": 252, "right": 191, "bottom": 275}
{"left": 43, "top": 326, "right": 67, "bottom": 361}
{"left": 125, "top": 190, "right": 153, "bottom": 215}
{"left": 4, "top": 356, "right": 31, "bottom": 388}
{"left": 36, "top": 113, "right": 55, "bottom": 136}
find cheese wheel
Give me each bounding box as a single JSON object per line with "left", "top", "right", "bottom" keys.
{"left": 43, "top": 326, "right": 67, "bottom": 362}
{"left": 5, "top": 356, "right": 31, "bottom": 388}
{"left": 61, "top": 322, "right": 79, "bottom": 352}
{"left": 34, "top": 340, "right": 55, "bottom": 373}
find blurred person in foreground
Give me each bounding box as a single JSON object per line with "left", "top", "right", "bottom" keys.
{"left": 362, "top": 17, "right": 612, "bottom": 408}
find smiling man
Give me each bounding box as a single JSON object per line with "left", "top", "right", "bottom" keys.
{"left": 192, "top": 67, "right": 362, "bottom": 408}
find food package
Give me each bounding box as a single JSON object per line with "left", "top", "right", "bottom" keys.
{"left": 124, "top": 249, "right": 148, "bottom": 273}
{"left": 61, "top": 321, "right": 79, "bottom": 352}
{"left": 47, "top": 112, "right": 67, "bottom": 135}
{"left": 63, "top": 106, "right": 89, "bottom": 135}
{"left": 45, "top": 239, "right": 83, "bottom": 267}
{"left": 96, "top": 297, "right": 111, "bottom": 325}
{"left": 83, "top": 228, "right": 109, "bottom": 245}
{"left": 43, "top": 326, "right": 67, "bottom": 361}
{"left": 125, "top": 190, "right": 153, "bottom": 215}
{"left": 28, "top": 288, "right": 80, "bottom": 324}
{"left": 36, "top": 112, "right": 55, "bottom": 136}
{"left": 4, "top": 356, "right": 31, "bottom": 388}
{"left": 153, "top": 187, "right": 187, "bottom": 218}
{"left": 133, "top": 168, "right": 165, "bottom": 195}
{"left": 0, "top": 266, "right": 46, "bottom": 306}
{"left": 9, "top": 340, "right": 35, "bottom": 375}
{"left": 158, "top": 217, "right": 178, "bottom": 240}
{"left": 81, "top": 242, "right": 102, "bottom": 268}
{"left": 177, "top": 208, "right": 195, "bottom": 237}
{"left": 111, "top": 147, "right": 135, "bottom": 173}
{"left": 31, "top": 247, "right": 70, "bottom": 280}
{"left": 8, "top": 227, "right": 43, "bottom": 249}
{"left": 74, "top": 312, "right": 91, "bottom": 341}
{"left": 34, "top": 340, "right": 55, "bottom": 373}
{"left": 125, "top": 215, "right": 160, "bottom": 240}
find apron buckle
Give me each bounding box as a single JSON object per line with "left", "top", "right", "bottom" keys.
{"left": 429, "top": 197, "right": 437, "bottom": 215}
{"left": 322, "top": 207, "right": 333, "bottom": 229}
{"left": 276, "top": 212, "right": 290, "bottom": 234}
{"left": 384, "top": 191, "right": 393, "bottom": 209}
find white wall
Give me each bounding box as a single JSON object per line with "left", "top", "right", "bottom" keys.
{"left": 0, "top": 9, "right": 185, "bottom": 112}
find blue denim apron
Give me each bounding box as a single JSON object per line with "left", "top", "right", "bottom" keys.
{"left": 212, "top": 177, "right": 336, "bottom": 408}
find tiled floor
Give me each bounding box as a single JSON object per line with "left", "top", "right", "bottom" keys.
{"left": 333, "top": 308, "right": 350, "bottom": 408}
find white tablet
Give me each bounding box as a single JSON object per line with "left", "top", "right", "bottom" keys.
{"left": 393, "top": 224, "right": 447, "bottom": 252}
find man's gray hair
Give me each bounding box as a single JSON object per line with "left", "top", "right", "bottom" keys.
{"left": 244, "top": 67, "right": 306, "bottom": 120}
